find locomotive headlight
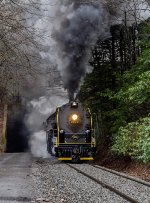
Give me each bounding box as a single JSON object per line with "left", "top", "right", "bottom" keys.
{"left": 60, "top": 130, "right": 64, "bottom": 134}
{"left": 72, "top": 114, "right": 78, "bottom": 121}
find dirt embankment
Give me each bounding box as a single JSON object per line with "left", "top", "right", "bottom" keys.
{"left": 94, "top": 146, "right": 150, "bottom": 182}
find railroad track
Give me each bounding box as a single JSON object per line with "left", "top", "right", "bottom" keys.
{"left": 66, "top": 163, "right": 150, "bottom": 203}
{"left": 91, "top": 164, "right": 150, "bottom": 187}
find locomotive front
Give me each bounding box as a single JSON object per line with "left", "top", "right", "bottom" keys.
{"left": 46, "top": 102, "right": 96, "bottom": 162}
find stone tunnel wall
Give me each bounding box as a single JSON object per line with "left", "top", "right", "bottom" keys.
{"left": 0, "top": 104, "right": 7, "bottom": 152}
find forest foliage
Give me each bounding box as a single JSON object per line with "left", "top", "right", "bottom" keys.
{"left": 79, "top": 18, "right": 150, "bottom": 163}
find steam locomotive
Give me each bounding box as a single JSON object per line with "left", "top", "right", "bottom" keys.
{"left": 45, "top": 101, "right": 96, "bottom": 162}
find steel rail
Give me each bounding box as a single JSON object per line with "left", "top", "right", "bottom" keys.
{"left": 91, "top": 164, "right": 150, "bottom": 188}
{"left": 66, "top": 163, "right": 140, "bottom": 203}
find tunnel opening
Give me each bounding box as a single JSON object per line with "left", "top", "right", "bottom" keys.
{"left": 6, "top": 104, "right": 29, "bottom": 153}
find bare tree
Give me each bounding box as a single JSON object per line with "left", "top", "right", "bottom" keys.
{"left": 0, "top": 0, "right": 42, "bottom": 102}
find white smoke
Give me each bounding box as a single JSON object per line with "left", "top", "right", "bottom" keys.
{"left": 30, "top": 131, "right": 49, "bottom": 158}
{"left": 26, "top": 88, "right": 68, "bottom": 158}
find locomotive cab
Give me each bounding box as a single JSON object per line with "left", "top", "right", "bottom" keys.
{"left": 46, "top": 102, "right": 96, "bottom": 162}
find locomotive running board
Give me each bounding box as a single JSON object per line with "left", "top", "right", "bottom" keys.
{"left": 58, "top": 158, "right": 72, "bottom": 161}
{"left": 80, "top": 157, "right": 94, "bottom": 161}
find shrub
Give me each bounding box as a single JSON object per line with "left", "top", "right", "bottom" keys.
{"left": 112, "top": 117, "right": 150, "bottom": 163}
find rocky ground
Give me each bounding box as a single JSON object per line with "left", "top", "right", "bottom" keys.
{"left": 31, "top": 158, "right": 130, "bottom": 203}
{"left": 31, "top": 157, "right": 150, "bottom": 203}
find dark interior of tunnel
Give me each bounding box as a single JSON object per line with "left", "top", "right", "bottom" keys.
{"left": 6, "top": 105, "right": 29, "bottom": 153}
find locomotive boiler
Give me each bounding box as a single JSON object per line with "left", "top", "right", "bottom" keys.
{"left": 45, "top": 101, "right": 96, "bottom": 162}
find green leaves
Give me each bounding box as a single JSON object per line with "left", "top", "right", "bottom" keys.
{"left": 112, "top": 117, "right": 150, "bottom": 163}
{"left": 114, "top": 70, "right": 150, "bottom": 105}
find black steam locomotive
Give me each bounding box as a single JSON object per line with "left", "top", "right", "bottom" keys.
{"left": 45, "top": 101, "right": 96, "bottom": 162}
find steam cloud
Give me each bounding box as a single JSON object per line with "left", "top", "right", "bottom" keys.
{"left": 26, "top": 89, "right": 68, "bottom": 158}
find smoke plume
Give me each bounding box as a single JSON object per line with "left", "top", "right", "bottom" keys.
{"left": 53, "top": 3, "right": 109, "bottom": 100}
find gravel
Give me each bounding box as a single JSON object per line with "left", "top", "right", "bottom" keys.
{"left": 31, "top": 158, "right": 129, "bottom": 203}
{"left": 71, "top": 164, "right": 150, "bottom": 203}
